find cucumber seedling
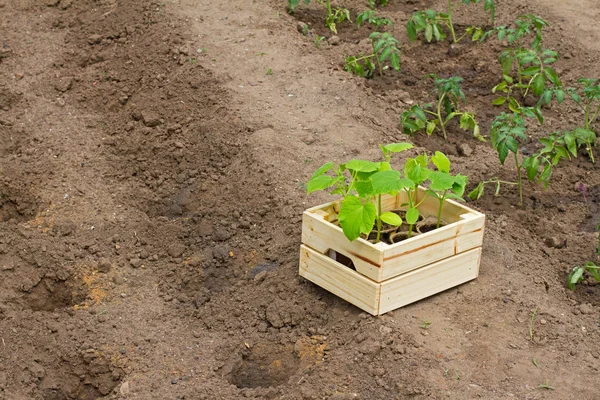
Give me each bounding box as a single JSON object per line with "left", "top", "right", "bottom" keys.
{"left": 306, "top": 143, "right": 414, "bottom": 242}
{"left": 426, "top": 152, "right": 468, "bottom": 229}
{"left": 345, "top": 32, "right": 401, "bottom": 78}
{"left": 406, "top": 0, "right": 495, "bottom": 44}
{"left": 288, "top": 0, "right": 350, "bottom": 34}
{"left": 399, "top": 75, "right": 484, "bottom": 141}
{"left": 356, "top": 10, "right": 393, "bottom": 30}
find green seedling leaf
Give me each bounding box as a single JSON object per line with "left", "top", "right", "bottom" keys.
{"left": 531, "top": 73, "right": 546, "bottom": 97}
{"left": 405, "top": 207, "right": 420, "bottom": 225}
{"left": 429, "top": 171, "right": 455, "bottom": 191}
{"left": 346, "top": 159, "right": 381, "bottom": 172}
{"left": 307, "top": 175, "right": 335, "bottom": 193}
{"left": 468, "top": 182, "right": 485, "bottom": 200}
{"left": 370, "top": 170, "right": 404, "bottom": 194}
{"left": 492, "top": 97, "right": 507, "bottom": 106}
{"left": 310, "top": 162, "right": 334, "bottom": 179}
{"left": 431, "top": 151, "right": 450, "bottom": 173}
{"left": 380, "top": 211, "right": 402, "bottom": 226}
{"left": 383, "top": 143, "right": 413, "bottom": 153}
{"left": 337, "top": 196, "right": 377, "bottom": 241}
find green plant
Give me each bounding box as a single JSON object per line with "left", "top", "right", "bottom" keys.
{"left": 426, "top": 152, "right": 468, "bottom": 228}
{"left": 265, "top": 68, "right": 273, "bottom": 75}
{"left": 288, "top": 0, "right": 350, "bottom": 34}
{"left": 567, "top": 262, "right": 600, "bottom": 291}
{"left": 356, "top": 10, "right": 393, "bottom": 30}
{"left": 420, "top": 320, "right": 432, "bottom": 329}
{"left": 565, "top": 79, "right": 600, "bottom": 162}
{"left": 399, "top": 75, "right": 483, "bottom": 141}
{"left": 306, "top": 143, "right": 413, "bottom": 242}
{"left": 368, "top": 0, "right": 388, "bottom": 8}
{"left": 537, "top": 380, "right": 554, "bottom": 390}
{"left": 486, "top": 15, "right": 562, "bottom": 114}
{"left": 402, "top": 154, "right": 432, "bottom": 238}
{"left": 469, "top": 109, "right": 573, "bottom": 205}
{"left": 529, "top": 307, "right": 537, "bottom": 341}
{"left": 314, "top": 35, "right": 326, "bottom": 48}
{"left": 406, "top": 0, "right": 495, "bottom": 44}
{"left": 522, "top": 130, "right": 578, "bottom": 188}
{"left": 345, "top": 32, "right": 401, "bottom": 78}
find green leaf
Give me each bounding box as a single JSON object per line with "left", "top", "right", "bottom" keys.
{"left": 545, "top": 67, "right": 560, "bottom": 86}
{"left": 354, "top": 180, "right": 374, "bottom": 197}
{"left": 346, "top": 159, "right": 381, "bottom": 172}
{"left": 383, "top": 143, "right": 413, "bottom": 153}
{"left": 405, "top": 207, "right": 420, "bottom": 225}
{"left": 307, "top": 175, "right": 335, "bottom": 193}
{"left": 567, "top": 266, "right": 585, "bottom": 291}
{"left": 426, "top": 121, "right": 437, "bottom": 135}
{"left": 531, "top": 74, "right": 546, "bottom": 97}
{"left": 556, "top": 89, "right": 565, "bottom": 104}
{"left": 370, "top": 170, "right": 403, "bottom": 195}
{"left": 467, "top": 182, "right": 484, "bottom": 200}
{"left": 310, "top": 162, "right": 334, "bottom": 179}
{"left": 431, "top": 151, "right": 450, "bottom": 173}
{"left": 492, "top": 97, "right": 506, "bottom": 106}
{"left": 429, "top": 171, "right": 455, "bottom": 191}
{"left": 406, "top": 20, "right": 417, "bottom": 41}
{"left": 337, "top": 196, "right": 377, "bottom": 242}
{"left": 425, "top": 24, "right": 433, "bottom": 42}
{"left": 380, "top": 211, "right": 402, "bottom": 226}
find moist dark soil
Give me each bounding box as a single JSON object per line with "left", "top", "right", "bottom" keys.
{"left": 1, "top": 0, "right": 599, "bottom": 399}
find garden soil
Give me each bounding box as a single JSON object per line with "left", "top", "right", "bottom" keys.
{"left": 1, "top": 0, "right": 599, "bottom": 399}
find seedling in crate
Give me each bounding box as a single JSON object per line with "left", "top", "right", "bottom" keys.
{"left": 288, "top": 0, "right": 351, "bottom": 34}
{"left": 567, "top": 262, "right": 600, "bottom": 291}
{"left": 406, "top": 0, "right": 495, "bottom": 44}
{"left": 426, "top": 152, "right": 468, "bottom": 228}
{"left": 345, "top": 32, "right": 401, "bottom": 78}
{"left": 401, "top": 154, "right": 432, "bottom": 238}
{"left": 399, "top": 75, "right": 484, "bottom": 141}
{"left": 306, "top": 143, "right": 413, "bottom": 242}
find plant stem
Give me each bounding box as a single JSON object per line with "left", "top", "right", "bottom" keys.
{"left": 436, "top": 191, "right": 447, "bottom": 229}
{"left": 376, "top": 194, "right": 382, "bottom": 243}
{"left": 437, "top": 93, "right": 447, "bottom": 139}
{"left": 515, "top": 151, "right": 523, "bottom": 205}
{"left": 446, "top": 0, "right": 457, "bottom": 43}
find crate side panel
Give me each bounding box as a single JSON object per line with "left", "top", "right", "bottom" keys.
{"left": 379, "top": 247, "right": 481, "bottom": 314}
{"left": 380, "top": 212, "right": 484, "bottom": 280}
{"left": 302, "top": 211, "right": 384, "bottom": 281}
{"left": 299, "top": 245, "right": 380, "bottom": 315}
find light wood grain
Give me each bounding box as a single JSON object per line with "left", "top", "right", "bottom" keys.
{"left": 299, "top": 245, "right": 380, "bottom": 315}
{"left": 379, "top": 248, "right": 481, "bottom": 314}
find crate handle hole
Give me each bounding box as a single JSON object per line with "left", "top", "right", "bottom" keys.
{"left": 327, "top": 249, "right": 356, "bottom": 271}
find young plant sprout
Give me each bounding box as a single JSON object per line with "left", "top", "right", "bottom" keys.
{"left": 567, "top": 262, "right": 600, "bottom": 291}
{"left": 288, "top": 0, "right": 350, "bottom": 34}
{"left": 565, "top": 79, "right": 600, "bottom": 162}
{"left": 406, "top": 0, "right": 495, "bottom": 44}
{"left": 345, "top": 32, "right": 401, "bottom": 78}
{"left": 399, "top": 75, "right": 483, "bottom": 141}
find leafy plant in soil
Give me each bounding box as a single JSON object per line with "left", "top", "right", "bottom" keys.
{"left": 567, "top": 262, "right": 600, "bottom": 291}
{"left": 287, "top": 0, "right": 350, "bottom": 34}
{"left": 345, "top": 32, "right": 401, "bottom": 78}
{"left": 356, "top": 10, "right": 393, "bottom": 30}
{"left": 469, "top": 109, "right": 574, "bottom": 205}
{"left": 399, "top": 75, "right": 484, "bottom": 141}
{"left": 426, "top": 152, "right": 468, "bottom": 229}
{"left": 565, "top": 78, "right": 600, "bottom": 162}
{"left": 406, "top": 0, "right": 495, "bottom": 44}
{"left": 306, "top": 143, "right": 413, "bottom": 242}
{"left": 486, "top": 15, "right": 562, "bottom": 114}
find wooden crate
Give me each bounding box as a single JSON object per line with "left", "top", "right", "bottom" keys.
{"left": 299, "top": 188, "right": 485, "bottom": 315}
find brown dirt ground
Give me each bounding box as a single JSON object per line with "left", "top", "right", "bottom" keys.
{"left": 0, "top": 0, "right": 599, "bottom": 399}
